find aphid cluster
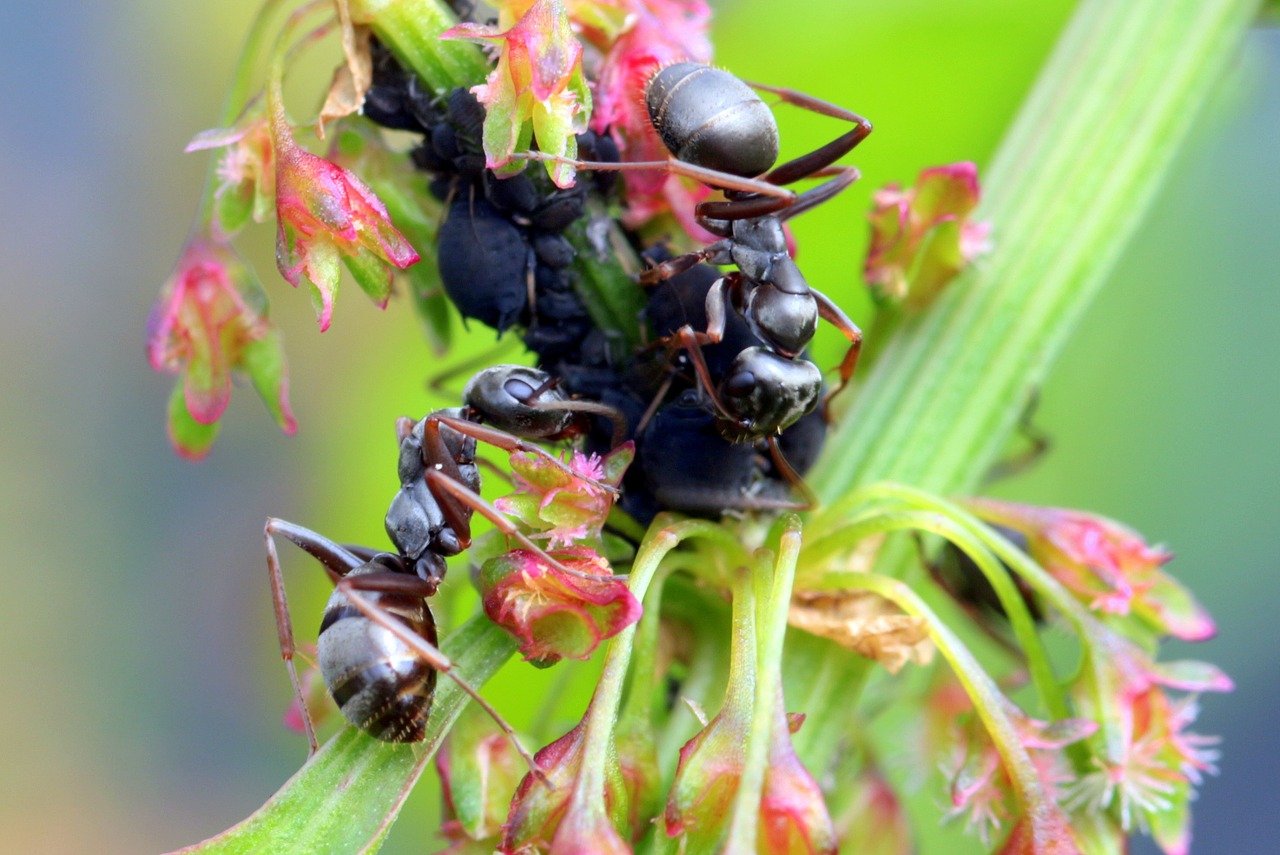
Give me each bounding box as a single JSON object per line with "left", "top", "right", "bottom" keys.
{"left": 361, "top": 45, "right": 871, "bottom": 524}
{"left": 268, "top": 36, "right": 872, "bottom": 748}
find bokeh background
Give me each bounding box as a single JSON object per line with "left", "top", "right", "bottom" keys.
{"left": 0, "top": 1, "right": 1276, "bottom": 852}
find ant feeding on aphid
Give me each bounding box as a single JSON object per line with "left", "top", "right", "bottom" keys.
{"left": 263, "top": 366, "right": 622, "bottom": 769}
{"left": 521, "top": 61, "right": 872, "bottom": 442}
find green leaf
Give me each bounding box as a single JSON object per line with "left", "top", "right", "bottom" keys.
{"left": 167, "top": 616, "right": 517, "bottom": 855}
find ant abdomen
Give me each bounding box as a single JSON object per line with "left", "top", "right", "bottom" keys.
{"left": 646, "top": 62, "right": 779, "bottom": 178}
{"left": 317, "top": 562, "right": 439, "bottom": 743}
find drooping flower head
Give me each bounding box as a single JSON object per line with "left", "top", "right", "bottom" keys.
{"left": 268, "top": 78, "right": 419, "bottom": 331}
{"left": 443, "top": 0, "right": 594, "bottom": 188}
{"left": 865, "top": 162, "right": 991, "bottom": 308}
{"left": 967, "top": 499, "right": 1216, "bottom": 642}
{"left": 146, "top": 237, "right": 296, "bottom": 458}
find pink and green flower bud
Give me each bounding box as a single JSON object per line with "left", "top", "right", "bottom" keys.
{"left": 966, "top": 499, "right": 1216, "bottom": 641}
{"left": 496, "top": 442, "right": 634, "bottom": 547}
{"left": 147, "top": 237, "right": 296, "bottom": 458}
{"left": 442, "top": 0, "right": 593, "bottom": 188}
{"left": 436, "top": 707, "right": 528, "bottom": 848}
{"left": 865, "top": 162, "right": 990, "bottom": 309}
{"left": 943, "top": 700, "right": 1096, "bottom": 847}
{"left": 757, "top": 697, "right": 838, "bottom": 855}
{"left": 502, "top": 717, "right": 630, "bottom": 853}
{"left": 186, "top": 118, "right": 276, "bottom": 240}
{"left": 664, "top": 704, "right": 748, "bottom": 850}
{"left": 268, "top": 84, "right": 419, "bottom": 331}
{"left": 480, "top": 546, "right": 641, "bottom": 665}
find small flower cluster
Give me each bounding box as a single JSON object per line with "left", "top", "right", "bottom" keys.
{"left": 479, "top": 443, "right": 640, "bottom": 665}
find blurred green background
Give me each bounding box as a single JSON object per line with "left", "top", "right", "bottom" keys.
{"left": 0, "top": 1, "right": 1275, "bottom": 852}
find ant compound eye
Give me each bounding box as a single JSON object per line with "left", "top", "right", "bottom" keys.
{"left": 503, "top": 377, "right": 537, "bottom": 403}
{"left": 724, "top": 370, "right": 756, "bottom": 399}
{"left": 676, "top": 388, "right": 703, "bottom": 408}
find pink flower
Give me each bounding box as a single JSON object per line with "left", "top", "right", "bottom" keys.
{"left": 146, "top": 237, "right": 295, "bottom": 458}
{"left": 666, "top": 690, "right": 836, "bottom": 854}
{"left": 495, "top": 442, "right": 633, "bottom": 547}
{"left": 967, "top": 499, "right": 1216, "bottom": 641}
{"left": 443, "top": 0, "right": 593, "bottom": 188}
{"left": 589, "top": 1, "right": 716, "bottom": 239}
{"left": 1066, "top": 636, "right": 1231, "bottom": 854}
{"left": 480, "top": 546, "right": 641, "bottom": 665}
{"left": 865, "top": 162, "right": 991, "bottom": 308}
{"left": 268, "top": 86, "right": 419, "bottom": 331}
{"left": 186, "top": 118, "right": 276, "bottom": 240}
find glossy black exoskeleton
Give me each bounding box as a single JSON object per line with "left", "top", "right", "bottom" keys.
{"left": 264, "top": 366, "right": 608, "bottom": 753}
{"left": 525, "top": 62, "right": 872, "bottom": 441}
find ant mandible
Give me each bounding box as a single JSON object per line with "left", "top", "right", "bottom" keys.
{"left": 263, "top": 365, "right": 620, "bottom": 771}
{"left": 526, "top": 61, "right": 872, "bottom": 442}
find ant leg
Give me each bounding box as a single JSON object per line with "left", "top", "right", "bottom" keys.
{"left": 702, "top": 274, "right": 738, "bottom": 344}
{"left": 264, "top": 517, "right": 367, "bottom": 755}
{"left": 745, "top": 81, "right": 873, "bottom": 187}
{"left": 638, "top": 244, "right": 727, "bottom": 286}
{"left": 764, "top": 436, "right": 817, "bottom": 510}
{"left": 335, "top": 572, "right": 548, "bottom": 785}
{"left": 696, "top": 165, "right": 861, "bottom": 223}
{"left": 422, "top": 470, "right": 615, "bottom": 582}
{"left": 984, "top": 392, "right": 1051, "bottom": 484}
{"left": 811, "top": 288, "right": 864, "bottom": 410}
{"left": 672, "top": 326, "right": 736, "bottom": 426}
{"left": 516, "top": 151, "right": 797, "bottom": 202}
{"left": 431, "top": 415, "right": 621, "bottom": 494}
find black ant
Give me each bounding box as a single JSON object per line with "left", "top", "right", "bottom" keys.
{"left": 524, "top": 62, "right": 872, "bottom": 444}
{"left": 263, "top": 365, "right": 620, "bottom": 765}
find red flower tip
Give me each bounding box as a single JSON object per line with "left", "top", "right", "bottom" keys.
{"left": 268, "top": 90, "right": 418, "bottom": 330}
{"left": 865, "top": 161, "right": 990, "bottom": 309}
{"left": 480, "top": 546, "right": 641, "bottom": 664}
{"left": 664, "top": 706, "right": 748, "bottom": 843}
{"left": 147, "top": 237, "right": 296, "bottom": 457}
{"left": 967, "top": 499, "right": 1216, "bottom": 642}
{"left": 758, "top": 697, "right": 838, "bottom": 855}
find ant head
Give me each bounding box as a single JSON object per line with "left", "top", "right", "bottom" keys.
{"left": 463, "top": 364, "right": 577, "bottom": 440}
{"left": 716, "top": 347, "right": 822, "bottom": 441}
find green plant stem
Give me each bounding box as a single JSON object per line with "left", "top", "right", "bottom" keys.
{"left": 568, "top": 518, "right": 740, "bottom": 825}
{"left": 723, "top": 517, "right": 803, "bottom": 854}
{"left": 814, "top": 0, "right": 1260, "bottom": 503}
{"left": 836, "top": 573, "right": 1061, "bottom": 837}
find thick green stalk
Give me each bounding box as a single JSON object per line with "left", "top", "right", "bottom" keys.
{"left": 813, "top": 0, "right": 1261, "bottom": 504}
